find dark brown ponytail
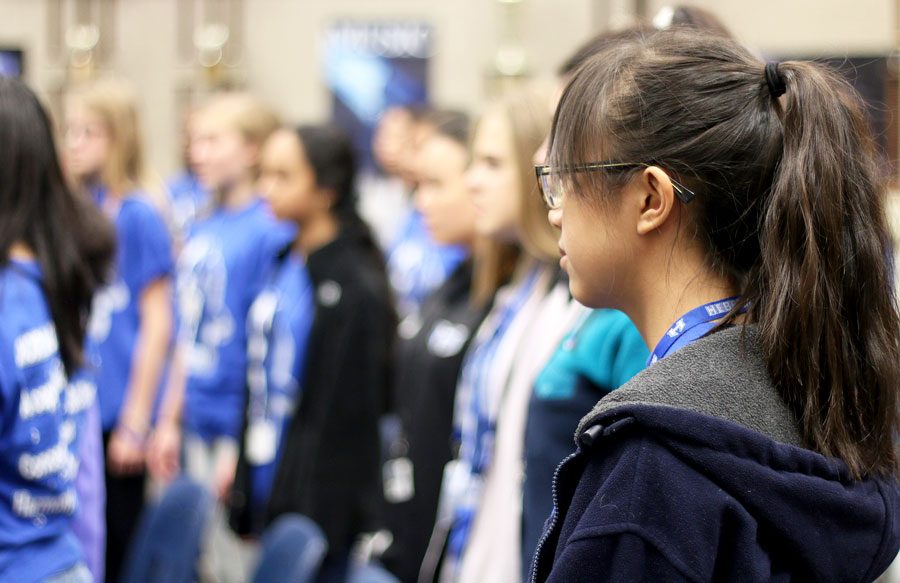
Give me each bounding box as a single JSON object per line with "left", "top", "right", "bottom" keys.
{"left": 752, "top": 61, "right": 898, "bottom": 478}
{"left": 549, "top": 29, "right": 899, "bottom": 479}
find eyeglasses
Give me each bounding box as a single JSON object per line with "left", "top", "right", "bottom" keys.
{"left": 534, "top": 162, "right": 696, "bottom": 209}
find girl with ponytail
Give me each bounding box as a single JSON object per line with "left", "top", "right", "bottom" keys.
{"left": 530, "top": 28, "right": 900, "bottom": 582}
{"left": 243, "top": 124, "right": 396, "bottom": 579}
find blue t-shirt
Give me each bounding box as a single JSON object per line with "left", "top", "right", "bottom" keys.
{"left": 88, "top": 189, "right": 174, "bottom": 431}
{"left": 168, "top": 171, "right": 210, "bottom": 239}
{"left": 0, "top": 260, "right": 96, "bottom": 583}
{"left": 387, "top": 210, "right": 466, "bottom": 317}
{"left": 178, "top": 199, "right": 295, "bottom": 441}
{"left": 244, "top": 252, "right": 314, "bottom": 513}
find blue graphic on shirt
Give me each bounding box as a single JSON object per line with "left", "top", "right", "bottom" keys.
{"left": 178, "top": 200, "right": 295, "bottom": 441}
{"left": 88, "top": 188, "right": 174, "bottom": 431}
{"left": 0, "top": 260, "right": 96, "bottom": 583}
{"left": 244, "top": 253, "right": 314, "bottom": 513}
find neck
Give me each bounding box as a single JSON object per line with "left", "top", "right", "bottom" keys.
{"left": 627, "top": 251, "right": 736, "bottom": 352}
{"left": 295, "top": 211, "right": 340, "bottom": 256}
{"left": 9, "top": 242, "right": 35, "bottom": 261}
{"left": 219, "top": 178, "right": 256, "bottom": 210}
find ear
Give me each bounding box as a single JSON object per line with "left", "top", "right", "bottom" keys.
{"left": 635, "top": 166, "right": 678, "bottom": 236}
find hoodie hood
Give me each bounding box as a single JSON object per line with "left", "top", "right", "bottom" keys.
{"left": 569, "top": 326, "right": 899, "bottom": 582}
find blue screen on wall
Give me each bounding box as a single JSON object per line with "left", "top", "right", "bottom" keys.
{"left": 0, "top": 49, "right": 24, "bottom": 78}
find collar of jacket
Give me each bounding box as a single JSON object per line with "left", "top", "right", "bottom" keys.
{"left": 574, "top": 324, "right": 803, "bottom": 449}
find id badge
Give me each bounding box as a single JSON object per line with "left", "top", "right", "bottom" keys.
{"left": 435, "top": 459, "right": 468, "bottom": 522}
{"left": 246, "top": 420, "right": 278, "bottom": 465}
{"left": 383, "top": 457, "right": 415, "bottom": 503}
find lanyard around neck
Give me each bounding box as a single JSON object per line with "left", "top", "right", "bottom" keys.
{"left": 648, "top": 297, "right": 740, "bottom": 366}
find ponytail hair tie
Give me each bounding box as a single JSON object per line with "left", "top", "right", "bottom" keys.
{"left": 765, "top": 62, "right": 787, "bottom": 98}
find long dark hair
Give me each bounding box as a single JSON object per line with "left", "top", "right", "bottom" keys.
{"left": 549, "top": 30, "right": 899, "bottom": 479}
{"left": 0, "top": 78, "right": 115, "bottom": 375}
{"left": 294, "top": 124, "right": 387, "bottom": 266}
{"left": 294, "top": 124, "right": 396, "bottom": 412}
{"left": 296, "top": 125, "right": 362, "bottom": 228}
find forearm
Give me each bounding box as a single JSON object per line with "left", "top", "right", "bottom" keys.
{"left": 157, "top": 347, "right": 185, "bottom": 428}
{"left": 120, "top": 319, "right": 170, "bottom": 433}
{"left": 119, "top": 279, "right": 173, "bottom": 433}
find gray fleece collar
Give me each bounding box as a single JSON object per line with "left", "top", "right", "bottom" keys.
{"left": 576, "top": 325, "right": 804, "bottom": 448}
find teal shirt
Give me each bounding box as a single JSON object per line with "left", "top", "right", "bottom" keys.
{"left": 534, "top": 309, "right": 647, "bottom": 400}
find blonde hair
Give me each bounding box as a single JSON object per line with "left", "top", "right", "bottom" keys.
{"left": 497, "top": 83, "right": 557, "bottom": 262}
{"left": 67, "top": 79, "right": 151, "bottom": 199}
{"left": 194, "top": 92, "right": 280, "bottom": 179}
{"left": 471, "top": 83, "right": 556, "bottom": 305}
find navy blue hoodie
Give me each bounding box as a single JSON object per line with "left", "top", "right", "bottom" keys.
{"left": 529, "top": 326, "right": 900, "bottom": 582}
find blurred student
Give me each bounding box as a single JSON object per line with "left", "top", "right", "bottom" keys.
{"left": 255, "top": 124, "right": 395, "bottom": 582}
{"left": 360, "top": 105, "right": 417, "bottom": 247}
{"left": 380, "top": 111, "right": 497, "bottom": 582}
{"left": 65, "top": 79, "right": 174, "bottom": 582}
{"left": 371, "top": 106, "right": 467, "bottom": 318}
{"left": 531, "top": 29, "right": 900, "bottom": 581}
{"left": 168, "top": 108, "right": 211, "bottom": 247}
{"left": 222, "top": 131, "right": 320, "bottom": 577}
{"left": 148, "top": 93, "right": 291, "bottom": 489}
{"left": 521, "top": 25, "right": 664, "bottom": 576}
{"left": 429, "top": 84, "right": 583, "bottom": 583}
{"left": 0, "top": 77, "right": 115, "bottom": 583}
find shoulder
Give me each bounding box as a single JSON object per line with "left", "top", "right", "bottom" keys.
{"left": 0, "top": 265, "right": 45, "bottom": 317}
{"left": 557, "top": 430, "right": 717, "bottom": 582}
{"left": 118, "top": 193, "right": 169, "bottom": 233}
{"left": 579, "top": 310, "right": 645, "bottom": 353}
{"left": 572, "top": 310, "right": 648, "bottom": 389}
{"left": 0, "top": 271, "right": 50, "bottom": 393}
{"left": 340, "top": 259, "right": 390, "bottom": 309}
{"left": 120, "top": 191, "right": 164, "bottom": 218}
{"left": 583, "top": 308, "right": 636, "bottom": 333}
{"left": 246, "top": 208, "right": 295, "bottom": 253}
{"left": 315, "top": 254, "right": 389, "bottom": 318}
{"left": 579, "top": 325, "right": 802, "bottom": 447}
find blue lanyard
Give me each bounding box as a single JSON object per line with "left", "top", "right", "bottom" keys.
{"left": 460, "top": 268, "right": 540, "bottom": 475}
{"left": 648, "top": 297, "right": 740, "bottom": 366}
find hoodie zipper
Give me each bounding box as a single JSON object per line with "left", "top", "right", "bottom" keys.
{"left": 529, "top": 449, "right": 581, "bottom": 583}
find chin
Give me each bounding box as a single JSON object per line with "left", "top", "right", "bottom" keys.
{"left": 427, "top": 227, "right": 452, "bottom": 246}
{"left": 568, "top": 279, "right": 603, "bottom": 309}
{"left": 269, "top": 206, "right": 290, "bottom": 221}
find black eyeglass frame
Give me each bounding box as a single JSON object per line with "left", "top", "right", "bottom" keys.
{"left": 534, "top": 162, "right": 697, "bottom": 208}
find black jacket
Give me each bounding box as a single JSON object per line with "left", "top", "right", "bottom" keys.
{"left": 531, "top": 326, "right": 900, "bottom": 583}
{"left": 250, "top": 224, "right": 395, "bottom": 552}
{"left": 381, "top": 261, "right": 489, "bottom": 582}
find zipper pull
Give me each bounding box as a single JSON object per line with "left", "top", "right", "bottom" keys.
{"left": 578, "top": 424, "right": 603, "bottom": 448}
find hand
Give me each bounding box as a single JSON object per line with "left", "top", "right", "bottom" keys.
{"left": 147, "top": 420, "right": 181, "bottom": 483}
{"left": 107, "top": 427, "right": 146, "bottom": 476}
{"left": 213, "top": 447, "right": 238, "bottom": 503}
